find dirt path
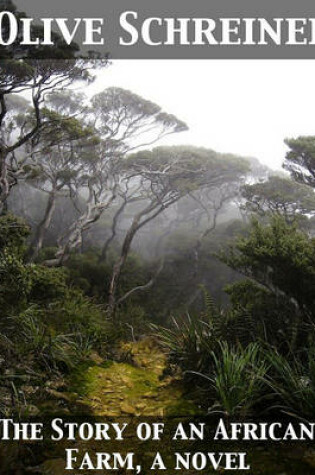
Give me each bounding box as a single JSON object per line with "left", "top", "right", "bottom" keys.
{"left": 30, "top": 339, "right": 315, "bottom": 475}
{"left": 34, "top": 338, "right": 199, "bottom": 474}
{"left": 67, "top": 337, "right": 198, "bottom": 417}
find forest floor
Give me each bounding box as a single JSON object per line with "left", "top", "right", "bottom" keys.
{"left": 8, "top": 338, "right": 315, "bottom": 475}
{"left": 65, "top": 337, "right": 198, "bottom": 418}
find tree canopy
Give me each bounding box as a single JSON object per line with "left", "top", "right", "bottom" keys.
{"left": 242, "top": 175, "right": 315, "bottom": 222}
{"left": 284, "top": 136, "right": 315, "bottom": 189}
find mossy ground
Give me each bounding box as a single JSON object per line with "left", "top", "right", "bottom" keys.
{"left": 16, "top": 338, "right": 315, "bottom": 474}
{"left": 67, "top": 337, "right": 199, "bottom": 417}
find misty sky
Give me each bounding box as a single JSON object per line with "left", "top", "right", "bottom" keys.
{"left": 82, "top": 60, "right": 315, "bottom": 170}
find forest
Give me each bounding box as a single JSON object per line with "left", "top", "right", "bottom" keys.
{"left": 2, "top": 2, "right": 315, "bottom": 473}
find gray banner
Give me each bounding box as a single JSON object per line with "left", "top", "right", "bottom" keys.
{"left": 10, "top": 0, "right": 315, "bottom": 58}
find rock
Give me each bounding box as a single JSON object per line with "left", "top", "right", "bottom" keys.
{"left": 46, "top": 389, "right": 77, "bottom": 402}
{"left": 66, "top": 339, "right": 199, "bottom": 418}
{"left": 91, "top": 396, "right": 102, "bottom": 402}
{"left": 143, "top": 392, "right": 156, "bottom": 398}
{"left": 89, "top": 352, "right": 104, "bottom": 365}
{"left": 120, "top": 402, "right": 136, "bottom": 415}
{"left": 98, "top": 411, "right": 121, "bottom": 417}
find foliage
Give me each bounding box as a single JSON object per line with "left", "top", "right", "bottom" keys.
{"left": 115, "top": 304, "right": 149, "bottom": 341}
{"left": 24, "top": 100, "right": 99, "bottom": 188}
{"left": 0, "top": 216, "right": 69, "bottom": 310}
{"left": 2, "top": 48, "right": 315, "bottom": 424}
{"left": 28, "top": 266, "right": 68, "bottom": 302}
{"left": 66, "top": 250, "right": 151, "bottom": 301}
{"left": 129, "top": 146, "right": 250, "bottom": 195}
{"left": 154, "top": 297, "right": 269, "bottom": 417}
{"left": 206, "top": 342, "right": 268, "bottom": 417}
{"left": 242, "top": 175, "right": 315, "bottom": 224}
{"left": 0, "top": 215, "right": 121, "bottom": 416}
{"left": 0, "top": 0, "right": 80, "bottom": 59}
{"left": 0, "top": 2, "right": 97, "bottom": 215}
{"left": 221, "top": 216, "right": 315, "bottom": 352}
{"left": 0, "top": 248, "right": 33, "bottom": 310}
{"left": 284, "top": 136, "right": 315, "bottom": 188}
{"left": 8, "top": 306, "right": 77, "bottom": 372}
{"left": 45, "top": 290, "right": 117, "bottom": 354}
{"left": 154, "top": 296, "right": 224, "bottom": 375}
{"left": 0, "top": 213, "right": 30, "bottom": 253}
{"left": 265, "top": 349, "right": 315, "bottom": 419}
{"left": 225, "top": 279, "right": 307, "bottom": 352}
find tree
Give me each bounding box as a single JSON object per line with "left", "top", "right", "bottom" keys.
{"left": 241, "top": 175, "right": 315, "bottom": 223}
{"left": 222, "top": 216, "right": 315, "bottom": 352}
{"left": 24, "top": 91, "right": 99, "bottom": 260}
{"left": 284, "top": 136, "right": 315, "bottom": 188}
{"left": 107, "top": 146, "right": 249, "bottom": 313}
{"left": 0, "top": 58, "right": 96, "bottom": 214}
{"left": 0, "top": 0, "right": 80, "bottom": 59}
{"left": 0, "top": 1, "right": 100, "bottom": 214}
{"left": 47, "top": 88, "right": 188, "bottom": 266}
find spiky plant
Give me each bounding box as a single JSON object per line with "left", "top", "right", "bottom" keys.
{"left": 190, "top": 342, "right": 268, "bottom": 418}
{"left": 265, "top": 348, "right": 315, "bottom": 419}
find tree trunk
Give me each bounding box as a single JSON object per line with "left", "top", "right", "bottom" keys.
{"left": 107, "top": 217, "right": 140, "bottom": 315}
{"left": 99, "top": 200, "right": 127, "bottom": 263}
{"left": 116, "top": 258, "right": 165, "bottom": 306}
{"left": 0, "top": 147, "right": 10, "bottom": 216}
{"left": 29, "top": 190, "right": 57, "bottom": 261}
{"left": 106, "top": 199, "right": 178, "bottom": 315}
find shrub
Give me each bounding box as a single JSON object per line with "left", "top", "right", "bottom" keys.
{"left": 0, "top": 214, "right": 30, "bottom": 253}
{"left": 265, "top": 348, "right": 315, "bottom": 419}
{"left": 0, "top": 249, "right": 32, "bottom": 310}
{"left": 221, "top": 216, "right": 315, "bottom": 354}
{"left": 28, "top": 265, "right": 68, "bottom": 303}
{"left": 154, "top": 310, "right": 222, "bottom": 375}
{"left": 207, "top": 342, "right": 268, "bottom": 417}
{"left": 7, "top": 306, "right": 77, "bottom": 373}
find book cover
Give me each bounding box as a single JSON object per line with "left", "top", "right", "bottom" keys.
{"left": 1, "top": 1, "right": 315, "bottom": 473}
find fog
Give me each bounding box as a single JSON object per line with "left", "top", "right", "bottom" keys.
{"left": 84, "top": 60, "right": 315, "bottom": 171}
{"left": 3, "top": 59, "right": 315, "bottom": 319}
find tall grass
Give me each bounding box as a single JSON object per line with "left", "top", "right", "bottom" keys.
{"left": 265, "top": 349, "right": 315, "bottom": 419}
{"left": 209, "top": 342, "right": 268, "bottom": 417}
{"left": 153, "top": 313, "right": 220, "bottom": 374}
{"left": 189, "top": 342, "right": 268, "bottom": 417}
{"left": 153, "top": 292, "right": 224, "bottom": 373}
{"left": 9, "top": 307, "right": 77, "bottom": 372}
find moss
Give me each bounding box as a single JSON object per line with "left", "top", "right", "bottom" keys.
{"left": 69, "top": 360, "right": 113, "bottom": 397}
{"left": 65, "top": 338, "right": 200, "bottom": 417}
{"left": 23, "top": 339, "right": 315, "bottom": 475}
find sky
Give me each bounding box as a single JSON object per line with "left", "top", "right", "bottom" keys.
{"left": 80, "top": 60, "right": 315, "bottom": 170}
